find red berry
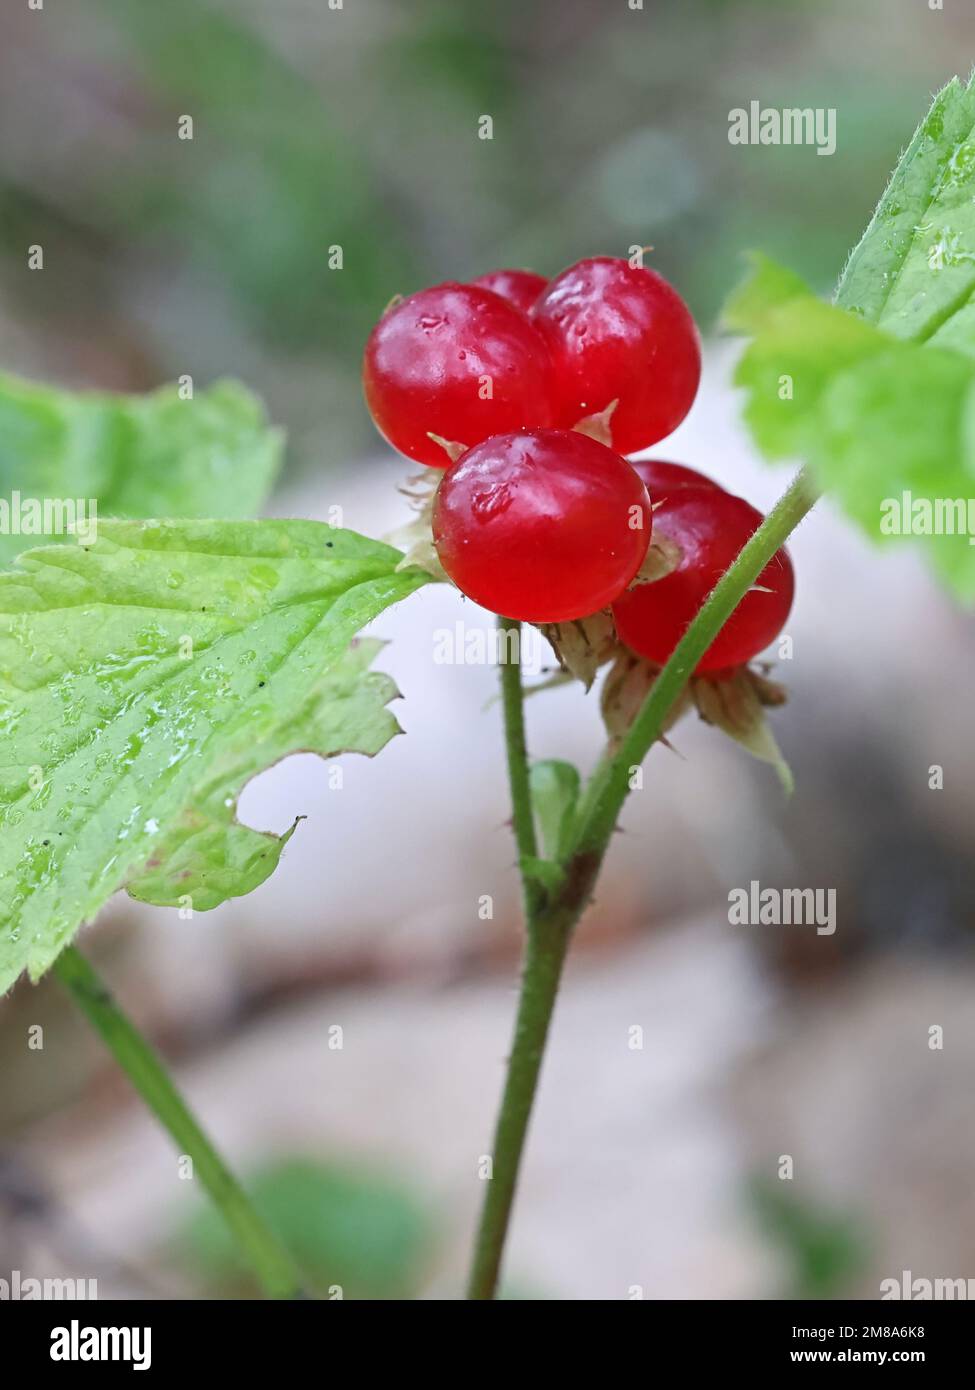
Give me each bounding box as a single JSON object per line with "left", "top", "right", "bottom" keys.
{"left": 532, "top": 256, "right": 701, "bottom": 453}
{"left": 433, "top": 429, "right": 652, "bottom": 623}
{"left": 630, "top": 459, "right": 723, "bottom": 500}
{"left": 471, "top": 268, "right": 548, "bottom": 315}
{"left": 611, "top": 487, "right": 793, "bottom": 672}
{"left": 363, "top": 283, "right": 555, "bottom": 468}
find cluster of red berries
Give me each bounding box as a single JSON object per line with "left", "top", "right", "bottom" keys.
{"left": 362, "top": 257, "right": 793, "bottom": 674}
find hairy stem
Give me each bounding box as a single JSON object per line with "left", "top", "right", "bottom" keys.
{"left": 467, "top": 619, "right": 560, "bottom": 1298}
{"left": 467, "top": 469, "right": 817, "bottom": 1300}
{"left": 54, "top": 944, "right": 303, "bottom": 1300}
{"left": 496, "top": 616, "right": 544, "bottom": 921}
{"left": 466, "top": 907, "right": 573, "bottom": 1299}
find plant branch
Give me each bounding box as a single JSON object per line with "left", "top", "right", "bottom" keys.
{"left": 53, "top": 944, "right": 303, "bottom": 1300}
{"left": 467, "top": 469, "right": 816, "bottom": 1299}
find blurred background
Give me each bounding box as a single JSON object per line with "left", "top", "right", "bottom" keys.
{"left": 2, "top": 0, "right": 975, "bottom": 1300}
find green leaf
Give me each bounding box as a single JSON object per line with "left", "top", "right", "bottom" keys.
{"left": 731, "top": 277, "right": 893, "bottom": 462}
{"left": 729, "top": 256, "right": 975, "bottom": 600}
{"left": 726, "top": 79, "right": 975, "bottom": 600}
{"left": 0, "top": 374, "right": 282, "bottom": 565}
{"left": 722, "top": 252, "right": 812, "bottom": 334}
{"left": 0, "top": 520, "right": 430, "bottom": 993}
{"left": 529, "top": 760, "right": 581, "bottom": 862}
{"left": 127, "top": 637, "right": 399, "bottom": 911}
{"left": 836, "top": 74, "right": 975, "bottom": 340}
{"left": 183, "top": 1157, "right": 433, "bottom": 1299}
{"left": 813, "top": 346, "right": 975, "bottom": 525}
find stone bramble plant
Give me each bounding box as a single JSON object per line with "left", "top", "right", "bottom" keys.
{"left": 3, "top": 76, "right": 975, "bottom": 1299}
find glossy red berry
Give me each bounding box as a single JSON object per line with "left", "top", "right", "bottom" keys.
{"left": 363, "top": 283, "right": 555, "bottom": 468}
{"left": 433, "top": 429, "right": 652, "bottom": 623}
{"left": 532, "top": 256, "right": 701, "bottom": 453}
{"left": 630, "top": 459, "right": 723, "bottom": 500}
{"left": 471, "top": 268, "right": 549, "bottom": 315}
{"left": 611, "top": 487, "right": 793, "bottom": 673}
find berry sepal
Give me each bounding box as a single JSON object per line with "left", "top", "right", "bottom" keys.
{"left": 571, "top": 399, "right": 619, "bottom": 449}
{"left": 539, "top": 610, "right": 619, "bottom": 690}
{"left": 600, "top": 651, "right": 792, "bottom": 792}
{"left": 626, "top": 533, "right": 681, "bottom": 588}
{"left": 388, "top": 470, "right": 448, "bottom": 581}
{"left": 600, "top": 650, "right": 693, "bottom": 750}
{"left": 692, "top": 666, "right": 793, "bottom": 794}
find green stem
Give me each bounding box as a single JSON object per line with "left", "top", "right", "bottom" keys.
{"left": 467, "top": 468, "right": 817, "bottom": 1300}
{"left": 466, "top": 908, "right": 573, "bottom": 1300}
{"left": 53, "top": 944, "right": 303, "bottom": 1300}
{"left": 496, "top": 617, "right": 544, "bottom": 921}
{"left": 468, "top": 618, "right": 566, "bottom": 1298}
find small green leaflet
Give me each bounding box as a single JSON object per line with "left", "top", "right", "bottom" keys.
{"left": 529, "top": 760, "right": 581, "bottom": 862}
{"left": 0, "top": 374, "right": 282, "bottom": 565}
{"left": 517, "top": 760, "right": 582, "bottom": 897}
{"left": 0, "top": 520, "right": 430, "bottom": 993}
{"left": 726, "top": 73, "right": 975, "bottom": 602}
{"left": 518, "top": 856, "right": 566, "bottom": 897}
